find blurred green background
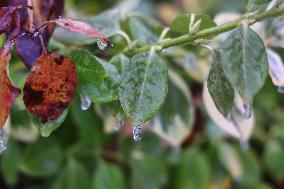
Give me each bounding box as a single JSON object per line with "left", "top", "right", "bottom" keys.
{"left": 1, "top": 0, "right": 284, "bottom": 189}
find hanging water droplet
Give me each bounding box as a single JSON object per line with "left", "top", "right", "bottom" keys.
{"left": 242, "top": 103, "right": 251, "bottom": 119}
{"left": 80, "top": 96, "right": 91, "bottom": 111}
{"left": 133, "top": 125, "right": 143, "bottom": 142}
{"left": 0, "top": 129, "right": 7, "bottom": 154}
{"left": 278, "top": 86, "right": 284, "bottom": 93}
{"left": 115, "top": 118, "right": 124, "bottom": 132}
{"left": 97, "top": 40, "right": 108, "bottom": 51}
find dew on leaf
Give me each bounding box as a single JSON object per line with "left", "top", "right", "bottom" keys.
{"left": 278, "top": 86, "right": 284, "bottom": 93}
{"left": 133, "top": 124, "right": 143, "bottom": 142}
{"left": 0, "top": 129, "right": 7, "bottom": 154}
{"left": 80, "top": 96, "right": 91, "bottom": 111}
{"left": 97, "top": 40, "right": 108, "bottom": 51}
{"left": 242, "top": 103, "right": 252, "bottom": 119}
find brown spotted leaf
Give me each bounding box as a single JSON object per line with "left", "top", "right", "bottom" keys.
{"left": 0, "top": 45, "right": 20, "bottom": 128}
{"left": 23, "top": 52, "right": 78, "bottom": 123}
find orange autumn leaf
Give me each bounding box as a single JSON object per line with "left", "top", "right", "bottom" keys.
{"left": 23, "top": 52, "right": 78, "bottom": 123}
{"left": 0, "top": 46, "right": 20, "bottom": 128}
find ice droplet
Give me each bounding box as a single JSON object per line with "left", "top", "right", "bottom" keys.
{"left": 97, "top": 40, "right": 108, "bottom": 51}
{"left": 242, "top": 103, "right": 251, "bottom": 119}
{"left": 133, "top": 125, "right": 143, "bottom": 142}
{"left": 278, "top": 86, "right": 284, "bottom": 93}
{"left": 0, "top": 129, "right": 7, "bottom": 154}
{"left": 115, "top": 118, "right": 124, "bottom": 132}
{"left": 80, "top": 96, "right": 91, "bottom": 111}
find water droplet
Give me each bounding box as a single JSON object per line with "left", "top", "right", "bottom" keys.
{"left": 242, "top": 103, "right": 251, "bottom": 119}
{"left": 0, "top": 129, "right": 7, "bottom": 154}
{"left": 133, "top": 125, "right": 143, "bottom": 142}
{"left": 80, "top": 96, "right": 91, "bottom": 111}
{"left": 115, "top": 118, "right": 124, "bottom": 132}
{"left": 97, "top": 40, "right": 108, "bottom": 51}
{"left": 278, "top": 86, "right": 284, "bottom": 93}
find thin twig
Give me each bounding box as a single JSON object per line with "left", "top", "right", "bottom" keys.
{"left": 125, "top": 6, "right": 284, "bottom": 55}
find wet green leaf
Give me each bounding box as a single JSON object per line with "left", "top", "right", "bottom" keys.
{"left": 128, "top": 17, "right": 159, "bottom": 46}
{"left": 207, "top": 50, "right": 234, "bottom": 117}
{"left": 220, "top": 24, "right": 268, "bottom": 103}
{"left": 118, "top": 51, "right": 168, "bottom": 125}
{"left": 70, "top": 48, "right": 119, "bottom": 103}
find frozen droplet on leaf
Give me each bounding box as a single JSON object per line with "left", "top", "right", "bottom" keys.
{"left": 278, "top": 86, "right": 284, "bottom": 93}
{"left": 115, "top": 118, "right": 124, "bottom": 132}
{"left": 133, "top": 125, "right": 143, "bottom": 142}
{"left": 242, "top": 103, "right": 251, "bottom": 119}
{"left": 80, "top": 96, "right": 91, "bottom": 111}
{"left": 97, "top": 40, "right": 108, "bottom": 51}
{"left": 0, "top": 129, "right": 7, "bottom": 154}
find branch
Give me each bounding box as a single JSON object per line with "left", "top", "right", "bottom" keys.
{"left": 126, "top": 5, "right": 284, "bottom": 55}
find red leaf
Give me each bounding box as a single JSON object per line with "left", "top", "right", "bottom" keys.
{"left": 13, "top": 0, "right": 64, "bottom": 68}
{"left": 0, "top": 45, "right": 20, "bottom": 128}
{"left": 52, "top": 18, "right": 112, "bottom": 45}
{"left": 23, "top": 52, "right": 78, "bottom": 123}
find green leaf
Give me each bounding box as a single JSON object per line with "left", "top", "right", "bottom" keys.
{"left": 70, "top": 48, "right": 119, "bottom": 103}
{"left": 152, "top": 71, "right": 195, "bottom": 146}
{"left": 70, "top": 95, "right": 108, "bottom": 146}
{"left": 264, "top": 140, "right": 284, "bottom": 181}
{"left": 131, "top": 154, "right": 167, "bottom": 189}
{"left": 173, "top": 148, "right": 210, "bottom": 189}
{"left": 220, "top": 23, "right": 268, "bottom": 103}
{"left": 207, "top": 50, "right": 234, "bottom": 117}
{"left": 87, "top": 10, "right": 121, "bottom": 37}
{"left": 37, "top": 109, "right": 68, "bottom": 137}
{"left": 1, "top": 140, "right": 20, "bottom": 185}
{"left": 20, "top": 138, "right": 63, "bottom": 177}
{"left": 118, "top": 51, "right": 168, "bottom": 125}
{"left": 110, "top": 54, "right": 131, "bottom": 78}
{"left": 53, "top": 158, "right": 91, "bottom": 189}
{"left": 170, "top": 14, "right": 216, "bottom": 37}
{"left": 92, "top": 160, "right": 127, "bottom": 189}
{"left": 128, "top": 17, "right": 159, "bottom": 46}
{"left": 246, "top": 0, "right": 271, "bottom": 11}
{"left": 70, "top": 49, "right": 108, "bottom": 85}
{"left": 217, "top": 142, "right": 261, "bottom": 187}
